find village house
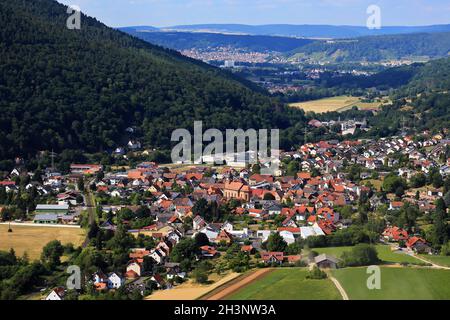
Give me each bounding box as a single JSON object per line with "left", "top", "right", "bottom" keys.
{"left": 45, "top": 287, "right": 66, "bottom": 300}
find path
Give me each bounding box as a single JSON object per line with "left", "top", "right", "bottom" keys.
{"left": 408, "top": 253, "right": 450, "bottom": 270}
{"left": 202, "top": 268, "right": 274, "bottom": 300}
{"left": 329, "top": 276, "right": 349, "bottom": 301}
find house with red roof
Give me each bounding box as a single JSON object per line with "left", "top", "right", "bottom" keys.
{"left": 261, "top": 252, "right": 284, "bottom": 265}
{"left": 406, "top": 237, "right": 431, "bottom": 253}
{"left": 382, "top": 227, "right": 409, "bottom": 242}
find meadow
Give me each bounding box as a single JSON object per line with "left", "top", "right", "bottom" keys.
{"left": 0, "top": 224, "right": 85, "bottom": 260}
{"left": 419, "top": 254, "right": 450, "bottom": 267}
{"left": 333, "top": 267, "right": 450, "bottom": 300}
{"left": 226, "top": 268, "right": 342, "bottom": 300}
{"left": 311, "top": 245, "right": 421, "bottom": 265}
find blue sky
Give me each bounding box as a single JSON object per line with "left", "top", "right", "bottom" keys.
{"left": 57, "top": 0, "right": 450, "bottom": 27}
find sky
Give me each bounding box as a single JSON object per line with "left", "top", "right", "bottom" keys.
{"left": 57, "top": 0, "right": 450, "bottom": 28}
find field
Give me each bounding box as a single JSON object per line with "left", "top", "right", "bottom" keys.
{"left": 226, "top": 268, "right": 342, "bottom": 300}
{"left": 0, "top": 224, "right": 85, "bottom": 260}
{"left": 311, "top": 245, "right": 421, "bottom": 264}
{"left": 333, "top": 267, "right": 450, "bottom": 300}
{"left": 146, "top": 272, "right": 240, "bottom": 300}
{"left": 289, "top": 96, "right": 384, "bottom": 114}
{"left": 419, "top": 255, "right": 450, "bottom": 267}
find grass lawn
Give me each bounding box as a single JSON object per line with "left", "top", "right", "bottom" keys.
{"left": 333, "top": 267, "right": 450, "bottom": 300}
{"left": 0, "top": 224, "right": 85, "bottom": 260}
{"left": 227, "top": 268, "right": 342, "bottom": 300}
{"left": 311, "top": 245, "right": 421, "bottom": 265}
{"left": 419, "top": 255, "right": 450, "bottom": 267}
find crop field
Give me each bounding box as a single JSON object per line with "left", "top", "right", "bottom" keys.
{"left": 226, "top": 268, "right": 342, "bottom": 300}
{"left": 333, "top": 267, "right": 450, "bottom": 300}
{"left": 289, "top": 96, "right": 384, "bottom": 113}
{"left": 0, "top": 224, "right": 85, "bottom": 260}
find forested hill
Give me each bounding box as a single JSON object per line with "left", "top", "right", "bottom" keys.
{"left": 398, "top": 57, "right": 450, "bottom": 95}
{"left": 0, "top": 0, "right": 305, "bottom": 161}
{"left": 290, "top": 32, "right": 450, "bottom": 63}
{"left": 119, "top": 30, "right": 315, "bottom": 53}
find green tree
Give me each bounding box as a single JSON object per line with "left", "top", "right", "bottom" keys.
{"left": 41, "top": 240, "right": 64, "bottom": 268}
{"left": 265, "top": 233, "right": 287, "bottom": 252}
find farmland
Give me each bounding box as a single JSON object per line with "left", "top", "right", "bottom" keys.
{"left": 226, "top": 268, "right": 342, "bottom": 300}
{"left": 0, "top": 224, "right": 85, "bottom": 260}
{"left": 333, "top": 267, "right": 450, "bottom": 300}
{"left": 289, "top": 95, "right": 385, "bottom": 113}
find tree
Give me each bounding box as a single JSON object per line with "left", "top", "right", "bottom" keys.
{"left": 263, "top": 193, "right": 276, "bottom": 201}
{"left": 341, "top": 244, "right": 380, "bottom": 267}
{"left": 382, "top": 174, "right": 407, "bottom": 194}
{"left": 431, "top": 198, "right": 448, "bottom": 248}
{"left": 410, "top": 173, "right": 426, "bottom": 188}
{"left": 285, "top": 160, "right": 299, "bottom": 176}
{"left": 77, "top": 177, "right": 85, "bottom": 192}
{"left": 41, "top": 240, "right": 64, "bottom": 268}
{"left": 194, "top": 232, "right": 210, "bottom": 248}
{"left": 444, "top": 191, "right": 450, "bottom": 208}
{"left": 192, "top": 268, "right": 208, "bottom": 284}
{"left": 265, "top": 233, "right": 287, "bottom": 252}
{"left": 170, "top": 238, "right": 198, "bottom": 263}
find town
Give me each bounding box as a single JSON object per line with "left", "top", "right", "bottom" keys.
{"left": 1, "top": 130, "right": 449, "bottom": 300}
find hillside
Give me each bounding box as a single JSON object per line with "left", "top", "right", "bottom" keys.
{"left": 165, "top": 24, "right": 450, "bottom": 38}
{"left": 0, "top": 0, "right": 305, "bottom": 161}
{"left": 290, "top": 32, "right": 450, "bottom": 63}
{"left": 118, "top": 29, "right": 314, "bottom": 53}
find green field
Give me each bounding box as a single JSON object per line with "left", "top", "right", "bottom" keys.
{"left": 333, "top": 267, "right": 450, "bottom": 300}
{"left": 227, "top": 268, "right": 342, "bottom": 300}
{"left": 419, "top": 255, "right": 450, "bottom": 267}
{"left": 311, "top": 245, "right": 421, "bottom": 265}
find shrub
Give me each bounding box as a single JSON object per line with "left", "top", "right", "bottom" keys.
{"left": 306, "top": 266, "right": 327, "bottom": 279}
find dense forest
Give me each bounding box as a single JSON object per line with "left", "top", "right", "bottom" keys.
{"left": 119, "top": 30, "right": 314, "bottom": 53}
{"left": 291, "top": 32, "right": 450, "bottom": 63}
{"left": 0, "top": 0, "right": 307, "bottom": 162}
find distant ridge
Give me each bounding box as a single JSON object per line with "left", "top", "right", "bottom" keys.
{"left": 160, "top": 23, "right": 450, "bottom": 38}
